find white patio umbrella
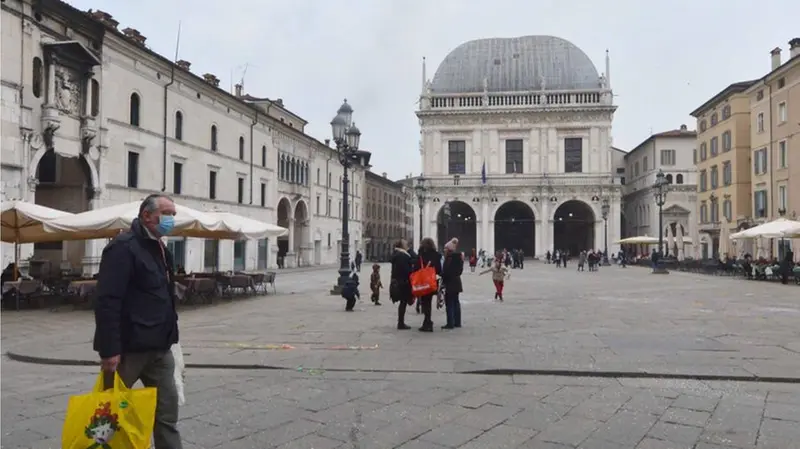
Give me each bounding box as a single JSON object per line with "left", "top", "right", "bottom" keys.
{"left": 1, "top": 201, "right": 77, "bottom": 280}
{"left": 204, "top": 212, "right": 288, "bottom": 240}
{"left": 676, "top": 226, "right": 686, "bottom": 260}
{"left": 616, "top": 235, "right": 659, "bottom": 245}
{"left": 781, "top": 223, "right": 800, "bottom": 238}
{"left": 730, "top": 217, "right": 800, "bottom": 239}
{"left": 43, "top": 201, "right": 240, "bottom": 240}
{"left": 718, "top": 222, "right": 731, "bottom": 260}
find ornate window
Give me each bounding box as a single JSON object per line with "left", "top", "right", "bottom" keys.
{"left": 505, "top": 139, "right": 523, "bottom": 173}
{"left": 210, "top": 125, "right": 218, "bottom": 151}
{"left": 447, "top": 140, "right": 466, "bottom": 174}
{"left": 564, "top": 138, "right": 583, "bottom": 173}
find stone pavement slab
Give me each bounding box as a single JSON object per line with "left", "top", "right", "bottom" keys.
{"left": 3, "top": 359, "right": 800, "bottom": 449}
{"left": 4, "top": 262, "right": 800, "bottom": 379}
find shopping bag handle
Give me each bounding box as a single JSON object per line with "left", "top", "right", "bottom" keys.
{"left": 93, "top": 371, "right": 129, "bottom": 393}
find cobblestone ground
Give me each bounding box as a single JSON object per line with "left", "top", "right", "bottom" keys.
{"left": 3, "top": 359, "right": 800, "bottom": 449}
{"left": 2, "top": 262, "right": 800, "bottom": 448}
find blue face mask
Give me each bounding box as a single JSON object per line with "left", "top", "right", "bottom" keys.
{"left": 156, "top": 215, "right": 175, "bottom": 236}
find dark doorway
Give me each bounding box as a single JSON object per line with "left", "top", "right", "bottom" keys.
{"left": 553, "top": 200, "right": 595, "bottom": 256}
{"left": 436, "top": 201, "right": 476, "bottom": 254}
{"left": 494, "top": 201, "right": 535, "bottom": 256}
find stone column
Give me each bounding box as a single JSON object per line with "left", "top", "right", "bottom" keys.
{"left": 46, "top": 58, "right": 57, "bottom": 105}
{"left": 535, "top": 219, "right": 543, "bottom": 258}
{"left": 286, "top": 218, "right": 296, "bottom": 268}
{"left": 84, "top": 72, "right": 93, "bottom": 116}
{"left": 481, "top": 199, "right": 490, "bottom": 252}
{"left": 82, "top": 188, "right": 104, "bottom": 276}
{"left": 540, "top": 201, "right": 551, "bottom": 254}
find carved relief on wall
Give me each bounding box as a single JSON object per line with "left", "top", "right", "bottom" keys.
{"left": 55, "top": 66, "right": 82, "bottom": 115}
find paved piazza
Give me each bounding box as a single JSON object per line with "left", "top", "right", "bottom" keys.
{"left": 3, "top": 263, "right": 800, "bottom": 448}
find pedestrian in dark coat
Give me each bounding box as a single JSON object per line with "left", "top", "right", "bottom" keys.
{"left": 93, "top": 194, "right": 183, "bottom": 449}
{"left": 390, "top": 239, "right": 413, "bottom": 330}
{"left": 416, "top": 237, "right": 442, "bottom": 332}
{"left": 441, "top": 238, "right": 463, "bottom": 329}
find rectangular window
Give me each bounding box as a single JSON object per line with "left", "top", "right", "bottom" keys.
{"left": 710, "top": 165, "right": 718, "bottom": 189}
{"left": 754, "top": 190, "right": 768, "bottom": 218}
{"left": 700, "top": 142, "right": 707, "bottom": 161}
{"left": 723, "top": 200, "right": 732, "bottom": 222}
{"left": 237, "top": 178, "right": 245, "bottom": 204}
{"left": 203, "top": 239, "right": 219, "bottom": 271}
{"left": 172, "top": 162, "right": 183, "bottom": 194}
{"left": 660, "top": 149, "right": 676, "bottom": 166}
{"left": 327, "top": 198, "right": 331, "bottom": 216}
{"left": 757, "top": 112, "right": 764, "bottom": 132}
{"left": 316, "top": 196, "right": 320, "bottom": 215}
{"left": 505, "top": 139, "right": 523, "bottom": 173}
{"left": 261, "top": 146, "right": 267, "bottom": 167}
{"left": 723, "top": 161, "right": 732, "bottom": 186}
{"left": 257, "top": 239, "right": 268, "bottom": 270}
{"left": 753, "top": 148, "right": 768, "bottom": 175}
{"left": 779, "top": 185, "right": 787, "bottom": 211}
{"left": 643, "top": 156, "right": 648, "bottom": 172}
{"left": 447, "top": 140, "right": 466, "bottom": 174}
{"left": 634, "top": 161, "right": 640, "bottom": 177}
{"left": 166, "top": 237, "right": 186, "bottom": 271}
{"left": 699, "top": 170, "right": 707, "bottom": 192}
{"left": 779, "top": 140, "right": 787, "bottom": 168}
{"left": 260, "top": 182, "right": 266, "bottom": 207}
{"left": 722, "top": 131, "right": 732, "bottom": 152}
{"left": 711, "top": 200, "right": 719, "bottom": 223}
{"left": 710, "top": 137, "right": 718, "bottom": 156}
{"left": 209, "top": 171, "right": 217, "bottom": 199}
{"left": 693, "top": 149, "right": 697, "bottom": 164}
{"left": 778, "top": 102, "right": 787, "bottom": 123}
{"left": 564, "top": 137, "right": 583, "bottom": 173}
{"left": 127, "top": 151, "right": 139, "bottom": 188}
{"left": 233, "top": 241, "right": 246, "bottom": 271}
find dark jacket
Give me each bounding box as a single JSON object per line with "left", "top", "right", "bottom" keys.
{"left": 93, "top": 219, "right": 179, "bottom": 358}
{"left": 390, "top": 248, "right": 413, "bottom": 302}
{"left": 442, "top": 252, "right": 464, "bottom": 293}
{"left": 417, "top": 247, "right": 442, "bottom": 277}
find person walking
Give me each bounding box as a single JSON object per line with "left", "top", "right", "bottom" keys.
{"left": 468, "top": 249, "right": 478, "bottom": 273}
{"left": 416, "top": 237, "right": 442, "bottom": 332}
{"left": 389, "top": 239, "right": 413, "bottom": 330}
{"left": 441, "top": 238, "right": 463, "bottom": 329}
{"left": 93, "top": 194, "right": 183, "bottom": 449}
{"left": 354, "top": 250, "right": 363, "bottom": 272}
{"left": 369, "top": 264, "right": 383, "bottom": 305}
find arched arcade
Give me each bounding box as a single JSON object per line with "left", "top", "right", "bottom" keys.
{"left": 553, "top": 200, "right": 595, "bottom": 256}
{"left": 494, "top": 201, "right": 535, "bottom": 256}
{"left": 436, "top": 201, "right": 477, "bottom": 253}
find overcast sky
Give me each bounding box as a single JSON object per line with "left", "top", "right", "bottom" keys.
{"left": 66, "top": 0, "right": 799, "bottom": 180}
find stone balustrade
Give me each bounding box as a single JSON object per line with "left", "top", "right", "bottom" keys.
{"left": 425, "top": 89, "right": 610, "bottom": 111}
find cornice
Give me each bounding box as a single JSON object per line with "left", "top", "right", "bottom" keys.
{"left": 417, "top": 105, "right": 617, "bottom": 118}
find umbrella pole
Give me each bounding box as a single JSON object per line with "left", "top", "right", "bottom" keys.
{"left": 13, "top": 241, "right": 19, "bottom": 281}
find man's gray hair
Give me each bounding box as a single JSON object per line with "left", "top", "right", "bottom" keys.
{"left": 139, "top": 194, "right": 173, "bottom": 216}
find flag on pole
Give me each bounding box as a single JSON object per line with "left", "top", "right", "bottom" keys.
{"left": 481, "top": 161, "right": 487, "bottom": 185}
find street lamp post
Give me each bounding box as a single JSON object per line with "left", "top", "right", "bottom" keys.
{"left": 414, "top": 176, "right": 426, "bottom": 248}
{"left": 441, "top": 201, "right": 452, "bottom": 249}
{"left": 652, "top": 169, "right": 669, "bottom": 274}
{"left": 329, "top": 99, "right": 369, "bottom": 294}
{"left": 601, "top": 198, "right": 610, "bottom": 266}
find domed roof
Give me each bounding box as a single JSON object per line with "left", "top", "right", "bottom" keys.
{"left": 430, "top": 35, "right": 600, "bottom": 94}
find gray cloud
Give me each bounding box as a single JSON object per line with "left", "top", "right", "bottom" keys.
{"left": 66, "top": 0, "right": 799, "bottom": 179}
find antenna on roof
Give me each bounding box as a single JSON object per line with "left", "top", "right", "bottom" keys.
{"left": 173, "top": 21, "right": 182, "bottom": 62}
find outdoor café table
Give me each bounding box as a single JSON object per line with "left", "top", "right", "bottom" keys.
{"left": 68, "top": 279, "right": 97, "bottom": 300}
{"left": 220, "top": 274, "right": 254, "bottom": 295}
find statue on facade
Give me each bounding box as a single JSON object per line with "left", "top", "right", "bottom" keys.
{"left": 539, "top": 73, "right": 546, "bottom": 91}
{"left": 55, "top": 67, "right": 78, "bottom": 114}
{"left": 599, "top": 73, "right": 608, "bottom": 89}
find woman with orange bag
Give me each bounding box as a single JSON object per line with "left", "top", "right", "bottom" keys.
{"left": 415, "top": 237, "right": 442, "bottom": 332}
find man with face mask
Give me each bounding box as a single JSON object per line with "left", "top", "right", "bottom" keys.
{"left": 94, "top": 194, "right": 183, "bottom": 449}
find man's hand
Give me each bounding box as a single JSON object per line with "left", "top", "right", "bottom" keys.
{"left": 101, "top": 355, "right": 121, "bottom": 372}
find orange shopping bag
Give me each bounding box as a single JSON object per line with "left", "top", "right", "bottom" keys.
{"left": 410, "top": 257, "right": 437, "bottom": 297}
{"left": 62, "top": 371, "right": 157, "bottom": 449}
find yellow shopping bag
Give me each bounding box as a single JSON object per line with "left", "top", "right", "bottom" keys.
{"left": 62, "top": 371, "right": 157, "bottom": 449}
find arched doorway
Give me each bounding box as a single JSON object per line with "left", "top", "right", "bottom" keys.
{"left": 436, "top": 201, "right": 477, "bottom": 253}
{"left": 293, "top": 200, "right": 309, "bottom": 266}
{"left": 34, "top": 150, "right": 94, "bottom": 272}
{"left": 276, "top": 198, "right": 291, "bottom": 267}
{"left": 494, "top": 201, "right": 535, "bottom": 256}
{"left": 553, "top": 200, "right": 595, "bottom": 256}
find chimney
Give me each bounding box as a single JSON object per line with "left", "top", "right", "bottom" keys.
{"left": 88, "top": 9, "right": 119, "bottom": 29}
{"left": 234, "top": 83, "right": 243, "bottom": 97}
{"left": 324, "top": 139, "right": 330, "bottom": 147}
{"left": 771, "top": 47, "right": 782, "bottom": 70}
{"left": 202, "top": 73, "right": 220, "bottom": 87}
{"left": 790, "top": 38, "right": 800, "bottom": 59}
{"left": 175, "top": 60, "right": 191, "bottom": 71}
{"left": 275, "top": 98, "right": 284, "bottom": 107}
{"left": 680, "top": 124, "right": 687, "bottom": 131}
{"left": 121, "top": 27, "right": 146, "bottom": 46}
{"left": 382, "top": 172, "right": 387, "bottom": 178}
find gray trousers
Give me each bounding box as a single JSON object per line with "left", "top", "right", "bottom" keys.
{"left": 105, "top": 350, "right": 183, "bottom": 449}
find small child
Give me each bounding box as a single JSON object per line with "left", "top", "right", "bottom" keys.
{"left": 369, "top": 264, "right": 383, "bottom": 306}
{"left": 342, "top": 273, "right": 360, "bottom": 311}
{"left": 479, "top": 259, "right": 510, "bottom": 302}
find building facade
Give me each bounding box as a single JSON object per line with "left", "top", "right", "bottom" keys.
{"left": 363, "top": 171, "right": 406, "bottom": 260}
{"left": 416, "top": 36, "right": 621, "bottom": 257}
{"left": 1, "top": 0, "right": 364, "bottom": 272}
{"left": 622, "top": 126, "right": 697, "bottom": 258}
{"left": 690, "top": 81, "right": 755, "bottom": 259}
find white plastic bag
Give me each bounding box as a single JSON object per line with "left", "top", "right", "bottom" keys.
{"left": 171, "top": 342, "right": 186, "bottom": 406}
